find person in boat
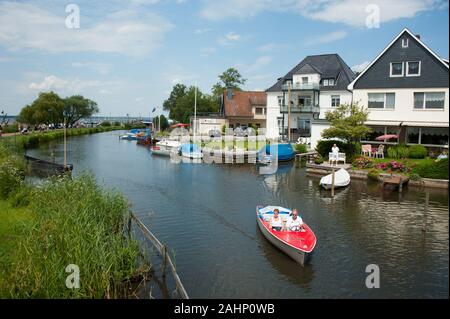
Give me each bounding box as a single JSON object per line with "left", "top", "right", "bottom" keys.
{"left": 269, "top": 209, "right": 284, "bottom": 231}
{"left": 286, "top": 209, "right": 304, "bottom": 232}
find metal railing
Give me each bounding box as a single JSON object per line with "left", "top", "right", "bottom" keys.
{"left": 281, "top": 83, "right": 320, "bottom": 91}
{"left": 280, "top": 105, "right": 320, "bottom": 113}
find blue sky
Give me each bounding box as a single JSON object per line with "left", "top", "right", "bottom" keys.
{"left": 0, "top": 0, "right": 448, "bottom": 116}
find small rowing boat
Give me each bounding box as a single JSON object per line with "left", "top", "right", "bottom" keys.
{"left": 320, "top": 168, "right": 350, "bottom": 190}
{"left": 256, "top": 205, "right": 317, "bottom": 266}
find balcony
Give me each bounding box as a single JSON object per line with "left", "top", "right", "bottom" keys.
{"left": 280, "top": 105, "right": 320, "bottom": 113}
{"left": 281, "top": 83, "right": 320, "bottom": 91}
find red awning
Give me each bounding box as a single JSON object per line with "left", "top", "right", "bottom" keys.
{"left": 375, "top": 134, "right": 398, "bottom": 141}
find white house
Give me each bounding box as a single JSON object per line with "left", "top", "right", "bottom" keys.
{"left": 348, "top": 28, "right": 449, "bottom": 150}
{"left": 266, "top": 54, "right": 355, "bottom": 149}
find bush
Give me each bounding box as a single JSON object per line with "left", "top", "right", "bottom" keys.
{"left": 0, "top": 146, "right": 26, "bottom": 199}
{"left": 408, "top": 145, "right": 428, "bottom": 159}
{"left": 294, "top": 143, "right": 308, "bottom": 153}
{"left": 375, "top": 160, "right": 412, "bottom": 173}
{"left": 316, "top": 140, "right": 347, "bottom": 158}
{"left": 113, "top": 121, "right": 121, "bottom": 127}
{"left": 387, "top": 145, "right": 409, "bottom": 159}
{"left": 409, "top": 173, "right": 422, "bottom": 181}
{"left": 314, "top": 155, "right": 324, "bottom": 165}
{"left": 1, "top": 125, "right": 19, "bottom": 134}
{"left": 367, "top": 169, "right": 380, "bottom": 181}
{"left": 100, "top": 121, "right": 111, "bottom": 127}
{"left": 412, "top": 158, "right": 448, "bottom": 179}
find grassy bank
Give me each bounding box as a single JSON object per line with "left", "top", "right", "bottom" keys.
{"left": 0, "top": 126, "right": 122, "bottom": 152}
{"left": 0, "top": 143, "right": 145, "bottom": 298}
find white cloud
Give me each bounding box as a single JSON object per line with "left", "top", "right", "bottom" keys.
{"left": 29, "top": 75, "right": 68, "bottom": 90}
{"left": 200, "top": 0, "right": 444, "bottom": 27}
{"left": 71, "top": 62, "right": 112, "bottom": 75}
{"left": 352, "top": 61, "right": 371, "bottom": 73}
{"left": 200, "top": 47, "right": 216, "bottom": 57}
{"left": 28, "top": 75, "right": 124, "bottom": 95}
{"left": 194, "top": 28, "right": 212, "bottom": 35}
{"left": 218, "top": 32, "right": 242, "bottom": 46}
{"left": 0, "top": 2, "right": 173, "bottom": 55}
{"left": 305, "top": 30, "right": 348, "bottom": 46}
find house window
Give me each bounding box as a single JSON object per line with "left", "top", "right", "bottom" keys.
{"left": 299, "top": 96, "right": 312, "bottom": 107}
{"left": 368, "top": 93, "right": 395, "bottom": 109}
{"left": 323, "top": 78, "right": 335, "bottom": 86}
{"left": 402, "top": 38, "right": 409, "bottom": 48}
{"left": 406, "top": 61, "right": 421, "bottom": 76}
{"left": 414, "top": 92, "right": 445, "bottom": 109}
{"left": 298, "top": 119, "right": 311, "bottom": 136}
{"left": 255, "top": 107, "right": 264, "bottom": 115}
{"left": 407, "top": 127, "right": 449, "bottom": 146}
{"left": 390, "top": 62, "right": 404, "bottom": 77}
{"left": 278, "top": 96, "right": 284, "bottom": 107}
{"left": 331, "top": 95, "right": 340, "bottom": 107}
{"left": 301, "top": 77, "right": 308, "bottom": 84}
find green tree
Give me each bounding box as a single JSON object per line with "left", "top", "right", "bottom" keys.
{"left": 153, "top": 114, "right": 170, "bottom": 131}
{"left": 321, "top": 103, "right": 371, "bottom": 158}
{"left": 17, "top": 92, "right": 64, "bottom": 126}
{"left": 163, "top": 85, "right": 219, "bottom": 123}
{"left": 64, "top": 95, "right": 99, "bottom": 127}
{"left": 212, "top": 67, "right": 247, "bottom": 98}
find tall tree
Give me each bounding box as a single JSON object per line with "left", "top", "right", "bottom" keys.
{"left": 321, "top": 102, "right": 371, "bottom": 156}
{"left": 163, "top": 84, "right": 219, "bottom": 123}
{"left": 17, "top": 92, "right": 64, "bottom": 126}
{"left": 153, "top": 114, "right": 170, "bottom": 131}
{"left": 212, "top": 68, "right": 247, "bottom": 98}
{"left": 64, "top": 95, "right": 99, "bottom": 127}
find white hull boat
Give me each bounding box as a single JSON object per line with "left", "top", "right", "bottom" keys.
{"left": 320, "top": 168, "right": 350, "bottom": 190}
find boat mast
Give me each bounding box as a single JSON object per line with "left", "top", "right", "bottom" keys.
{"left": 193, "top": 83, "right": 197, "bottom": 143}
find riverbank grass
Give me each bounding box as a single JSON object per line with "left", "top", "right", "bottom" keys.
{"left": 0, "top": 175, "right": 143, "bottom": 298}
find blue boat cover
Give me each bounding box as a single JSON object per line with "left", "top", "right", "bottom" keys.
{"left": 259, "top": 143, "right": 295, "bottom": 161}
{"left": 181, "top": 143, "right": 201, "bottom": 154}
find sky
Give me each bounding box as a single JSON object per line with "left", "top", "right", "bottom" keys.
{"left": 0, "top": 0, "right": 449, "bottom": 117}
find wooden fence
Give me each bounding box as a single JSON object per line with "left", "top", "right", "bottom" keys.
{"left": 128, "top": 212, "right": 189, "bottom": 299}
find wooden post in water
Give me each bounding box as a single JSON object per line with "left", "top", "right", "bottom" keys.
{"left": 331, "top": 168, "right": 335, "bottom": 198}
{"left": 422, "top": 192, "right": 429, "bottom": 232}
{"left": 161, "top": 245, "right": 167, "bottom": 278}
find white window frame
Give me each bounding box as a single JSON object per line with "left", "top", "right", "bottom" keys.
{"left": 331, "top": 95, "right": 340, "bottom": 107}
{"left": 277, "top": 96, "right": 284, "bottom": 107}
{"left": 406, "top": 61, "right": 421, "bottom": 77}
{"left": 413, "top": 92, "right": 445, "bottom": 110}
{"left": 402, "top": 38, "right": 409, "bottom": 48}
{"left": 390, "top": 62, "right": 404, "bottom": 77}
{"left": 368, "top": 93, "right": 396, "bottom": 110}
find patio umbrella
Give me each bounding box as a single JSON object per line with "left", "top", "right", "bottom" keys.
{"left": 375, "top": 134, "right": 398, "bottom": 141}
{"left": 170, "top": 123, "right": 189, "bottom": 129}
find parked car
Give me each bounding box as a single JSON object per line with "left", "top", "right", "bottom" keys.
{"left": 234, "top": 126, "right": 255, "bottom": 137}
{"left": 208, "top": 129, "right": 222, "bottom": 138}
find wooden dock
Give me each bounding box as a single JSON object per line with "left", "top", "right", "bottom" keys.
{"left": 382, "top": 175, "right": 410, "bottom": 192}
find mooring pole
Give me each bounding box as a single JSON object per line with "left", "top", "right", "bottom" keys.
{"left": 331, "top": 168, "right": 335, "bottom": 198}
{"left": 422, "top": 192, "right": 429, "bottom": 232}
{"left": 64, "top": 116, "right": 67, "bottom": 170}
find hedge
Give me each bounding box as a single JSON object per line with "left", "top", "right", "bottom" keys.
{"left": 412, "top": 158, "right": 449, "bottom": 179}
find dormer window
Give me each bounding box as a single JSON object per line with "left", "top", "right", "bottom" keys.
{"left": 390, "top": 62, "right": 404, "bottom": 77}
{"left": 402, "top": 38, "right": 409, "bottom": 48}
{"left": 323, "top": 78, "right": 335, "bottom": 86}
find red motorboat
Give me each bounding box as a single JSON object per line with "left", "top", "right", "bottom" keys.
{"left": 256, "top": 205, "right": 317, "bottom": 266}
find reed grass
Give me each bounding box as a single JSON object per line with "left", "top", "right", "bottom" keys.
{"left": 0, "top": 174, "right": 142, "bottom": 298}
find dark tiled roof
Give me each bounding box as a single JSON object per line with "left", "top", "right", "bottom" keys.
{"left": 223, "top": 91, "right": 267, "bottom": 118}
{"left": 266, "top": 54, "right": 355, "bottom": 92}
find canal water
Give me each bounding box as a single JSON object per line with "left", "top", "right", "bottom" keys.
{"left": 28, "top": 131, "right": 449, "bottom": 298}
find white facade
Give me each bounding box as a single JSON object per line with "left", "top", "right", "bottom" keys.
{"left": 266, "top": 88, "right": 352, "bottom": 149}
{"left": 353, "top": 88, "right": 449, "bottom": 124}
